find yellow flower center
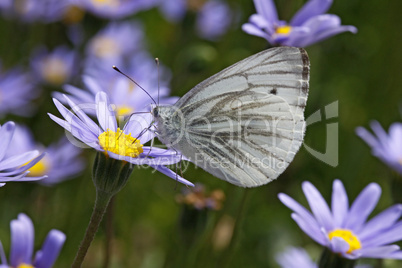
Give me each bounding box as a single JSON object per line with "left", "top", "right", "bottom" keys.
{"left": 17, "top": 263, "right": 34, "bottom": 268}
{"left": 116, "top": 105, "right": 134, "bottom": 117}
{"left": 91, "top": 0, "right": 119, "bottom": 7}
{"left": 91, "top": 36, "right": 120, "bottom": 58}
{"left": 275, "top": 25, "right": 292, "bottom": 35}
{"left": 98, "top": 128, "right": 143, "bottom": 157}
{"left": 328, "top": 229, "right": 362, "bottom": 253}
{"left": 63, "top": 5, "right": 85, "bottom": 24}
{"left": 26, "top": 158, "right": 48, "bottom": 177}
{"left": 42, "top": 57, "right": 68, "bottom": 85}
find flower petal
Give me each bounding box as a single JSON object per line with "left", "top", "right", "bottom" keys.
{"left": 358, "top": 204, "right": 402, "bottom": 241}
{"left": 253, "top": 0, "right": 278, "bottom": 25}
{"left": 331, "top": 179, "right": 349, "bottom": 227}
{"left": 10, "top": 214, "right": 34, "bottom": 267}
{"left": 0, "top": 151, "right": 40, "bottom": 171}
{"left": 96, "top": 92, "right": 117, "bottom": 132}
{"left": 344, "top": 183, "right": 381, "bottom": 232}
{"left": 290, "top": 213, "right": 327, "bottom": 245}
{"left": 354, "top": 245, "right": 400, "bottom": 259}
{"left": 363, "top": 221, "right": 402, "bottom": 247}
{"left": 148, "top": 164, "right": 194, "bottom": 187}
{"left": 0, "top": 122, "right": 15, "bottom": 162}
{"left": 34, "top": 230, "right": 66, "bottom": 268}
{"left": 302, "top": 181, "right": 335, "bottom": 231}
{"left": 329, "top": 236, "right": 350, "bottom": 255}
{"left": 290, "top": 0, "right": 333, "bottom": 26}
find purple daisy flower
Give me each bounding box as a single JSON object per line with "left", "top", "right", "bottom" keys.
{"left": 275, "top": 247, "right": 371, "bottom": 268}
{"left": 279, "top": 179, "right": 402, "bottom": 259}
{"left": 0, "top": 65, "right": 39, "bottom": 117}
{"left": 31, "top": 46, "right": 77, "bottom": 86}
{"left": 48, "top": 91, "right": 194, "bottom": 186}
{"left": 56, "top": 52, "right": 178, "bottom": 118}
{"left": 0, "top": 213, "right": 65, "bottom": 268}
{"left": 196, "top": 0, "right": 232, "bottom": 41}
{"left": 158, "top": 0, "right": 187, "bottom": 22}
{"left": 85, "top": 21, "right": 144, "bottom": 66}
{"left": 0, "top": 122, "right": 46, "bottom": 187}
{"left": 356, "top": 121, "right": 402, "bottom": 175}
{"left": 6, "top": 124, "right": 85, "bottom": 186}
{"left": 242, "top": 0, "right": 357, "bottom": 47}
{"left": 73, "top": 0, "right": 158, "bottom": 19}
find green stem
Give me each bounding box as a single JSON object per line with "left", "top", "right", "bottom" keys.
{"left": 72, "top": 190, "right": 113, "bottom": 268}
{"left": 318, "top": 247, "right": 356, "bottom": 268}
{"left": 102, "top": 196, "right": 116, "bottom": 268}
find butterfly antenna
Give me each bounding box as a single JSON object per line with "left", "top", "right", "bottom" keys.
{"left": 113, "top": 65, "right": 157, "bottom": 106}
{"left": 155, "top": 58, "right": 160, "bottom": 105}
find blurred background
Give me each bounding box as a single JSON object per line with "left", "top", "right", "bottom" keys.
{"left": 0, "top": 0, "right": 401, "bottom": 267}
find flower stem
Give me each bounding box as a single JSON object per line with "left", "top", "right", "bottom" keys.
{"left": 102, "top": 196, "right": 116, "bottom": 268}
{"left": 318, "top": 247, "right": 356, "bottom": 268}
{"left": 72, "top": 190, "right": 113, "bottom": 268}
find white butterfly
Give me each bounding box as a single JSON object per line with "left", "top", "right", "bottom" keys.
{"left": 152, "top": 47, "right": 309, "bottom": 187}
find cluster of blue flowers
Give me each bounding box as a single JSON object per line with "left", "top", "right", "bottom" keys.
{"left": 0, "top": 0, "right": 400, "bottom": 267}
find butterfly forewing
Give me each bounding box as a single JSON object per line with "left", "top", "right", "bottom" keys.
{"left": 156, "top": 47, "right": 310, "bottom": 187}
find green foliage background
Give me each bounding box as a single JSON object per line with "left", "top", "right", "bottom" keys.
{"left": 0, "top": 0, "right": 401, "bottom": 267}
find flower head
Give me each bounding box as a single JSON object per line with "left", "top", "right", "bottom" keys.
{"left": 0, "top": 65, "right": 40, "bottom": 117}
{"left": 0, "top": 122, "right": 46, "bottom": 187}
{"left": 279, "top": 179, "right": 402, "bottom": 259}
{"left": 31, "top": 46, "right": 77, "bottom": 86}
{"left": 356, "top": 121, "right": 402, "bottom": 175}
{"left": 196, "top": 0, "right": 232, "bottom": 41}
{"left": 85, "top": 21, "right": 144, "bottom": 66}
{"left": 48, "top": 91, "right": 194, "bottom": 186}
{"left": 6, "top": 124, "right": 85, "bottom": 186}
{"left": 242, "top": 0, "right": 357, "bottom": 47}
{"left": 0, "top": 213, "right": 65, "bottom": 268}
{"left": 56, "top": 52, "right": 178, "bottom": 117}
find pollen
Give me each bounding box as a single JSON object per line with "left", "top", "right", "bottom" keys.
{"left": 98, "top": 128, "right": 143, "bottom": 158}
{"left": 42, "top": 57, "right": 68, "bottom": 85}
{"left": 328, "top": 229, "right": 362, "bottom": 253}
{"left": 275, "top": 25, "right": 292, "bottom": 35}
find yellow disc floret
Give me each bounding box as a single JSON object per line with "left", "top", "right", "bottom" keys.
{"left": 98, "top": 128, "right": 143, "bottom": 158}
{"left": 17, "top": 264, "right": 34, "bottom": 268}
{"left": 328, "top": 229, "right": 362, "bottom": 253}
{"left": 275, "top": 25, "right": 292, "bottom": 35}
{"left": 116, "top": 105, "right": 134, "bottom": 117}
{"left": 26, "top": 158, "right": 48, "bottom": 177}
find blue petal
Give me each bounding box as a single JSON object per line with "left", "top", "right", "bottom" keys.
{"left": 329, "top": 236, "right": 350, "bottom": 254}
{"left": 358, "top": 204, "right": 402, "bottom": 241}
{"left": 331, "top": 179, "right": 349, "bottom": 227}
{"left": 290, "top": 0, "right": 333, "bottom": 26}
{"left": 290, "top": 213, "right": 327, "bottom": 245}
{"left": 253, "top": 0, "right": 278, "bottom": 25}
{"left": 302, "top": 181, "right": 335, "bottom": 232}
{"left": 354, "top": 245, "right": 400, "bottom": 259}
{"left": 148, "top": 164, "right": 194, "bottom": 187}
{"left": 344, "top": 183, "right": 381, "bottom": 232}
{"left": 95, "top": 92, "right": 117, "bottom": 132}
{"left": 363, "top": 221, "right": 402, "bottom": 247}
{"left": 10, "top": 214, "right": 34, "bottom": 267}
{"left": 34, "top": 230, "right": 66, "bottom": 268}
{"left": 0, "top": 151, "right": 40, "bottom": 171}
{"left": 0, "top": 122, "right": 15, "bottom": 162}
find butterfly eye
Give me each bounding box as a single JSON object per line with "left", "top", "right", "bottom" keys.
{"left": 153, "top": 107, "right": 159, "bottom": 117}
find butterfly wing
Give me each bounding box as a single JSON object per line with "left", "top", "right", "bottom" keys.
{"left": 168, "top": 47, "right": 309, "bottom": 187}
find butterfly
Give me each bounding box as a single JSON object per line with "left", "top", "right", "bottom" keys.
{"left": 152, "top": 47, "right": 309, "bottom": 187}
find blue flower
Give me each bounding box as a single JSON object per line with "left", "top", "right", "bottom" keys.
{"left": 242, "top": 0, "right": 357, "bottom": 47}
{"left": 75, "top": 0, "right": 158, "bottom": 19}
{"left": 6, "top": 124, "right": 85, "bottom": 186}
{"left": 31, "top": 46, "right": 77, "bottom": 86}
{"left": 279, "top": 179, "right": 402, "bottom": 259}
{"left": 276, "top": 247, "right": 371, "bottom": 268}
{"left": 48, "top": 91, "right": 194, "bottom": 186}
{"left": 0, "top": 213, "right": 65, "bottom": 268}
{"left": 356, "top": 121, "right": 402, "bottom": 175}
{"left": 85, "top": 21, "right": 144, "bottom": 66}
{"left": 0, "top": 65, "right": 40, "bottom": 117}
{"left": 158, "top": 0, "right": 187, "bottom": 22}
{"left": 0, "top": 122, "right": 46, "bottom": 187}
{"left": 56, "top": 52, "right": 178, "bottom": 118}
{"left": 196, "top": 0, "right": 232, "bottom": 41}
